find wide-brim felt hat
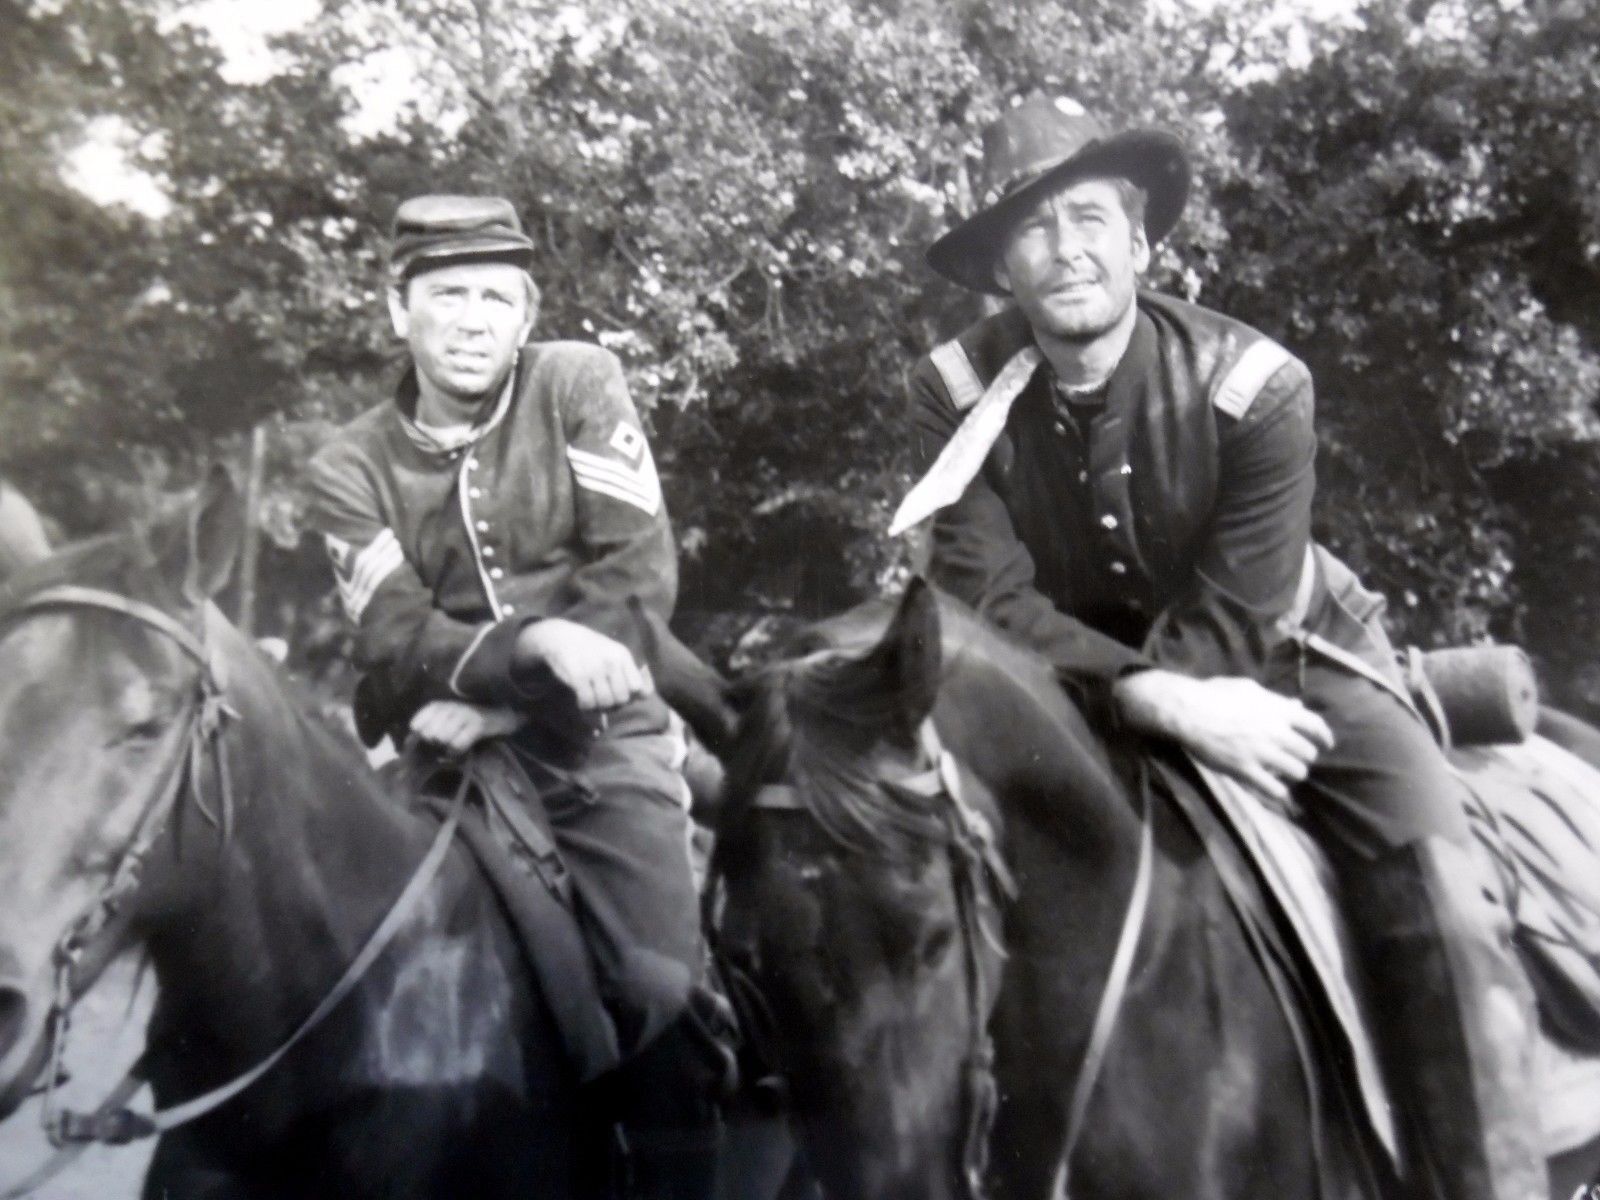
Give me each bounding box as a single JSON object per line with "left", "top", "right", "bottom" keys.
{"left": 390, "top": 194, "right": 536, "bottom": 281}
{"left": 927, "top": 96, "right": 1190, "bottom": 296}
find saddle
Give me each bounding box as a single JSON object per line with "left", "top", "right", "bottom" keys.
{"left": 1181, "top": 675, "right": 1600, "bottom": 1171}
{"left": 393, "top": 744, "right": 624, "bottom": 1083}
{"left": 396, "top": 741, "right": 743, "bottom": 1097}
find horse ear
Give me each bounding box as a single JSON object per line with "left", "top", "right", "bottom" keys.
{"left": 146, "top": 465, "right": 245, "bottom": 603}
{"left": 828, "top": 577, "right": 942, "bottom": 736}
{"left": 627, "top": 596, "right": 739, "bottom": 753}
{"left": 183, "top": 465, "right": 245, "bottom": 602}
{"left": 881, "top": 577, "right": 942, "bottom": 727}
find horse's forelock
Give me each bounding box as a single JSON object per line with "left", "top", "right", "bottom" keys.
{"left": 719, "top": 652, "right": 945, "bottom": 865}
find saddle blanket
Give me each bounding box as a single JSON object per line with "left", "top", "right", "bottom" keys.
{"left": 1196, "top": 742, "right": 1600, "bottom": 1164}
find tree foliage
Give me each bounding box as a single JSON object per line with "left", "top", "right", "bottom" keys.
{"left": 3, "top": 0, "right": 1599, "bottom": 702}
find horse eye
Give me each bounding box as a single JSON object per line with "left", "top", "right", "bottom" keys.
{"left": 918, "top": 924, "right": 956, "bottom": 969}
{"left": 109, "top": 717, "right": 167, "bottom": 748}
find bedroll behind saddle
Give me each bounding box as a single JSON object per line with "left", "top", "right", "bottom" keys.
{"left": 1453, "top": 733, "right": 1600, "bottom": 1053}
{"left": 1398, "top": 644, "right": 1600, "bottom": 1052}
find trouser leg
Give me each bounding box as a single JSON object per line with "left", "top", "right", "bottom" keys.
{"left": 605, "top": 1006, "right": 726, "bottom": 1200}
{"left": 1287, "top": 656, "right": 1545, "bottom": 1200}
{"left": 519, "top": 711, "right": 723, "bottom": 1198}
{"left": 1337, "top": 837, "right": 1544, "bottom": 1200}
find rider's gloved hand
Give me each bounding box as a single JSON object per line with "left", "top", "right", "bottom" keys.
{"left": 1112, "top": 668, "right": 1334, "bottom": 806}
{"left": 409, "top": 699, "right": 525, "bottom": 756}
{"left": 514, "top": 618, "right": 654, "bottom": 712}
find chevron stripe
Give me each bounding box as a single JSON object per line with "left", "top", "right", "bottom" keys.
{"left": 568, "top": 446, "right": 661, "bottom": 515}
{"left": 330, "top": 528, "right": 404, "bottom": 622}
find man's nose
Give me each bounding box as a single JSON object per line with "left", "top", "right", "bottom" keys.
{"left": 455, "top": 295, "right": 492, "bottom": 330}
{"left": 1049, "top": 218, "right": 1089, "bottom": 263}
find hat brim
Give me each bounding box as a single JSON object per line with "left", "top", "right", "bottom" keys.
{"left": 393, "top": 239, "right": 537, "bottom": 281}
{"left": 926, "top": 128, "right": 1190, "bottom": 296}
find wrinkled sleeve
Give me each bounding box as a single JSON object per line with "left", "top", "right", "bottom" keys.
{"left": 909, "top": 360, "right": 1150, "bottom": 696}
{"left": 1141, "top": 358, "right": 1315, "bottom": 680}
{"left": 552, "top": 348, "right": 677, "bottom": 661}
{"left": 305, "top": 444, "right": 530, "bottom": 715}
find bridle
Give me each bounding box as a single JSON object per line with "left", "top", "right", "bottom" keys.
{"left": 741, "top": 718, "right": 1016, "bottom": 1200}
{"left": 736, "top": 715, "right": 1155, "bottom": 1200}
{"left": 0, "top": 583, "right": 464, "bottom": 1198}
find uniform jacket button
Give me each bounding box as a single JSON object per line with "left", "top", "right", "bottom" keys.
{"left": 1100, "top": 514, "right": 1118, "bottom": 530}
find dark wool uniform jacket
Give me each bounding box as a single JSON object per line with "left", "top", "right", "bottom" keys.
{"left": 909, "top": 292, "right": 1394, "bottom": 708}
{"left": 306, "top": 341, "right": 675, "bottom": 739}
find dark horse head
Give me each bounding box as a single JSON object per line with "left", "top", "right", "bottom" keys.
{"left": 695, "top": 580, "right": 1120, "bottom": 1200}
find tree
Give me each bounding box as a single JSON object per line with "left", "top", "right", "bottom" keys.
{"left": 9, "top": 0, "right": 1598, "bottom": 708}
{"left": 1215, "top": 0, "right": 1600, "bottom": 704}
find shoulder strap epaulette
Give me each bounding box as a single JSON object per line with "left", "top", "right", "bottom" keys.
{"left": 1213, "top": 338, "right": 1297, "bottom": 420}
{"left": 928, "top": 340, "right": 987, "bottom": 412}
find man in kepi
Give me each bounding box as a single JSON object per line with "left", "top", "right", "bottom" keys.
{"left": 894, "top": 97, "right": 1543, "bottom": 1200}
{"left": 307, "top": 195, "right": 717, "bottom": 1197}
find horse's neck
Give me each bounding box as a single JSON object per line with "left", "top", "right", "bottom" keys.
{"left": 937, "top": 651, "right": 1139, "bottom": 863}
{"left": 145, "top": 660, "right": 467, "bottom": 1049}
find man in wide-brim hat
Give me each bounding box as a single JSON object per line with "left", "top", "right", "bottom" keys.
{"left": 894, "top": 95, "right": 1544, "bottom": 1200}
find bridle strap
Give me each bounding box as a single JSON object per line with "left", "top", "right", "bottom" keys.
{"left": 917, "top": 721, "right": 1005, "bottom": 1200}
{"left": 6, "top": 585, "right": 213, "bottom": 672}
{"left": 1052, "top": 781, "right": 1155, "bottom": 1199}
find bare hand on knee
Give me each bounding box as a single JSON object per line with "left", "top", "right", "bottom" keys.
{"left": 409, "top": 700, "right": 526, "bottom": 755}
{"left": 1113, "top": 669, "right": 1334, "bottom": 804}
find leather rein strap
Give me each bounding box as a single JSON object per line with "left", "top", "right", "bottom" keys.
{"left": 0, "top": 584, "right": 465, "bottom": 1199}
{"left": 1053, "top": 780, "right": 1153, "bottom": 1200}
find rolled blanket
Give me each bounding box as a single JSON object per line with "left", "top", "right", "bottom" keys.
{"left": 1420, "top": 645, "right": 1539, "bottom": 746}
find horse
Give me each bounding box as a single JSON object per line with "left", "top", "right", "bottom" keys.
{"left": 689, "top": 579, "right": 1600, "bottom": 1200}
{"left": 0, "top": 472, "right": 592, "bottom": 1199}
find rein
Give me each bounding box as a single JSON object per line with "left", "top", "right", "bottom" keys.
{"left": 0, "top": 584, "right": 465, "bottom": 1199}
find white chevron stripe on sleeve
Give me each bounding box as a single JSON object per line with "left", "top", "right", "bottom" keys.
{"left": 568, "top": 446, "right": 662, "bottom": 515}
{"left": 889, "top": 346, "right": 1042, "bottom": 536}
{"left": 336, "top": 528, "right": 405, "bottom": 622}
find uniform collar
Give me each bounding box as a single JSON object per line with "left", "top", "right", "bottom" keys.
{"left": 393, "top": 355, "right": 520, "bottom": 455}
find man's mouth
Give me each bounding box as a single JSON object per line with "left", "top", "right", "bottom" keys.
{"left": 1052, "top": 277, "right": 1099, "bottom": 297}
